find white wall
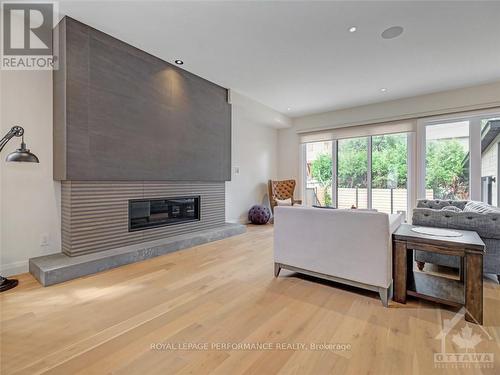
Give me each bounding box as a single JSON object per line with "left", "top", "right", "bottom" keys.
{"left": 0, "top": 70, "right": 61, "bottom": 276}
{"left": 225, "top": 91, "right": 290, "bottom": 223}
{"left": 277, "top": 126, "right": 300, "bottom": 181}
{"left": 278, "top": 81, "right": 500, "bottom": 193}
{"left": 292, "top": 80, "right": 500, "bottom": 132}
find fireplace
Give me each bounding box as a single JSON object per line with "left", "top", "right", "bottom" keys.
{"left": 32, "top": 183, "right": 245, "bottom": 285}
{"left": 59, "top": 182, "right": 225, "bottom": 256}
{"left": 129, "top": 196, "right": 200, "bottom": 231}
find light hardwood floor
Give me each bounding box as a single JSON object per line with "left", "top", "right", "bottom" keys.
{"left": 1, "top": 225, "right": 499, "bottom": 375}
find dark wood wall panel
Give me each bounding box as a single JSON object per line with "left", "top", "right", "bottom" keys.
{"left": 61, "top": 181, "right": 226, "bottom": 256}
{"left": 52, "top": 18, "right": 66, "bottom": 178}
{"left": 54, "top": 17, "right": 231, "bottom": 181}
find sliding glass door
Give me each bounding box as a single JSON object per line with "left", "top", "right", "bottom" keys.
{"left": 304, "top": 141, "right": 333, "bottom": 206}
{"left": 371, "top": 133, "right": 408, "bottom": 214}
{"left": 418, "top": 110, "right": 500, "bottom": 203}
{"left": 424, "top": 120, "right": 470, "bottom": 200}
{"left": 337, "top": 137, "right": 368, "bottom": 209}
{"left": 303, "top": 133, "right": 409, "bottom": 215}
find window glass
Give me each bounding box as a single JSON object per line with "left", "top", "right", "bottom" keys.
{"left": 425, "top": 121, "right": 469, "bottom": 200}
{"left": 305, "top": 141, "right": 333, "bottom": 206}
{"left": 338, "top": 137, "right": 368, "bottom": 209}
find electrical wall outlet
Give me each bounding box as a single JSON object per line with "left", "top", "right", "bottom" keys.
{"left": 40, "top": 234, "right": 49, "bottom": 247}
{"left": 234, "top": 166, "right": 240, "bottom": 175}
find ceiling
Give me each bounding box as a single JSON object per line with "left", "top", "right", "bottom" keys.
{"left": 58, "top": 1, "right": 500, "bottom": 117}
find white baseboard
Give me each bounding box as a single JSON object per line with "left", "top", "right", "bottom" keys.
{"left": 1, "top": 260, "right": 29, "bottom": 277}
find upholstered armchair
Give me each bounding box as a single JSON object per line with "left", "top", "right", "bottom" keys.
{"left": 268, "top": 179, "right": 302, "bottom": 214}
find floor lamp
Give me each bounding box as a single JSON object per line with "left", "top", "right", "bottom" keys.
{"left": 0, "top": 126, "right": 39, "bottom": 292}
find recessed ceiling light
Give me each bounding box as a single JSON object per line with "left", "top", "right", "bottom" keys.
{"left": 381, "top": 26, "right": 404, "bottom": 39}
{"left": 380, "top": 88, "right": 388, "bottom": 93}
{"left": 287, "top": 107, "right": 291, "bottom": 111}
{"left": 174, "top": 59, "right": 184, "bottom": 65}
{"left": 348, "top": 26, "right": 357, "bottom": 33}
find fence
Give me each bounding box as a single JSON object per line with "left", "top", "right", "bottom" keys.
{"left": 337, "top": 188, "right": 409, "bottom": 213}
{"left": 307, "top": 187, "right": 434, "bottom": 215}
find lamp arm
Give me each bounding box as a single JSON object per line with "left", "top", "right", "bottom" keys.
{"left": 0, "top": 126, "right": 24, "bottom": 152}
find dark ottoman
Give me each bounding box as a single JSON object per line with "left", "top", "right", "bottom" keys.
{"left": 248, "top": 205, "right": 271, "bottom": 225}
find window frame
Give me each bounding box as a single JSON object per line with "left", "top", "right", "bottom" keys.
{"left": 416, "top": 108, "right": 500, "bottom": 202}
{"left": 302, "top": 132, "right": 412, "bottom": 216}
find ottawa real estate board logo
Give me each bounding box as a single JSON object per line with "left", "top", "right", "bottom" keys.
{"left": 434, "top": 308, "right": 494, "bottom": 369}
{"left": 1, "top": 1, "right": 57, "bottom": 70}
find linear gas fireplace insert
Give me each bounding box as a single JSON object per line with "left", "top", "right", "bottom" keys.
{"left": 129, "top": 196, "right": 200, "bottom": 231}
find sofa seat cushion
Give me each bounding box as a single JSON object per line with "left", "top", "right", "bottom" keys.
{"left": 414, "top": 250, "right": 460, "bottom": 269}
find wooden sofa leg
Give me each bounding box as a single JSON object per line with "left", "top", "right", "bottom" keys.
{"left": 378, "top": 287, "right": 389, "bottom": 307}
{"left": 416, "top": 261, "right": 425, "bottom": 271}
{"left": 274, "top": 263, "right": 281, "bottom": 277}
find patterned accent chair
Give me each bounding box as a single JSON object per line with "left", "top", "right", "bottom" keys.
{"left": 268, "top": 179, "right": 302, "bottom": 214}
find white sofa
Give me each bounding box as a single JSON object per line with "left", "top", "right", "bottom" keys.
{"left": 273, "top": 206, "right": 404, "bottom": 306}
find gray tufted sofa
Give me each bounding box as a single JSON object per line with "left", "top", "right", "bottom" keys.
{"left": 412, "top": 199, "right": 500, "bottom": 283}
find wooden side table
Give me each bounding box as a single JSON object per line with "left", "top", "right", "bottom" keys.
{"left": 392, "top": 224, "right": 485, "bottom": 324}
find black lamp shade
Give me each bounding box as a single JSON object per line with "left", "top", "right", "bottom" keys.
{"left": 6, "top": 146, "right": 39, "bottom": 163}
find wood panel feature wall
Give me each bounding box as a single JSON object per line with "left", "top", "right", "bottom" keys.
{"left": 61, "top": 181, "right": 226, "bottom": 256}
{"left": 53, "top": 16, "right": 231, "bottom": 182}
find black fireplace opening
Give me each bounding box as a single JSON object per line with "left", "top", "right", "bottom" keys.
{"left": 129, "top": 196, "right": 200, "bottom": 231}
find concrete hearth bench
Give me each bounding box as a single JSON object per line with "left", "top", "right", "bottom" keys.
{"left": 29, "top": 223, "right": 245, "bottom": 286}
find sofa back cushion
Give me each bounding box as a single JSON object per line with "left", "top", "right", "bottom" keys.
{"left": 417, "top": 199, "right": 468, "bottom": 210}
{"left": 464, "top": 201, "right": 500, "bottom": 214}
